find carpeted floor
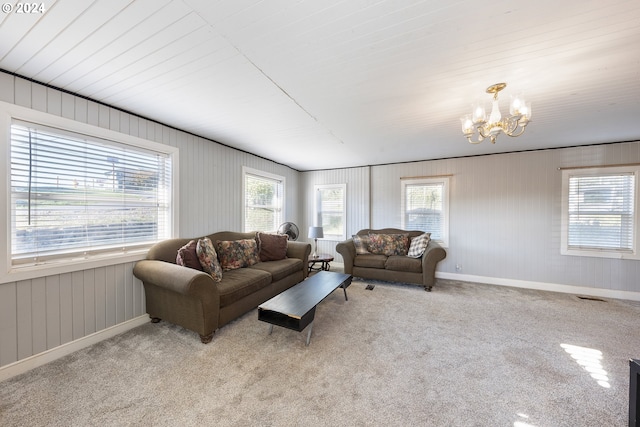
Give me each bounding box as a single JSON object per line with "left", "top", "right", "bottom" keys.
{"left": 1, "top": 277, "right": 638, "bottom": 427}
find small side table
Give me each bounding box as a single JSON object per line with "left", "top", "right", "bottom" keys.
{"left": 308, "top": 254, "right": 334, "bottom": 272}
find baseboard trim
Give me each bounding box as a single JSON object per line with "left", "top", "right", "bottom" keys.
{"left": 436, "top": 272, "right": 640, "bottom": 302}
{"left": 0, "top": 314, "right": 150, "bottom": 383}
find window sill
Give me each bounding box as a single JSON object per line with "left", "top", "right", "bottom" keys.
{"left": 1, "top": 250, "right": 148, "bottom": 284}
{"left": 561, "top": 248, "right": 640, "bottom": 260}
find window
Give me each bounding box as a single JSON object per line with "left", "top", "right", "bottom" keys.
{"left": 561, "top": 166, "right": 639, "bottom": 259}
{"left": 9, "top": 120, "right": 175, "bottom": 268}
{"left": 243, "top": 167, "right": 285, "bottom": 232}
{"left": 314, "top": 184, "right": 346, "bottom": 240}
{"left": 401, "top": 177, "right": 450, "bottom": 246}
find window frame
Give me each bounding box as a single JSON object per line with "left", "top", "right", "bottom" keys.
{"left": 0, "top": 101, "right": 179, "bottom": 284}
{"left": 313, "top": 183, "right": 347, "bottom": 241}
{"left": 242, "top": 167, "right": 285, "bottom": 233}
{"left": 561, "top": 165, "right": 640, "bottom": 259}
{"left": 401, "top": 177, "right": 450, "bottom": 247}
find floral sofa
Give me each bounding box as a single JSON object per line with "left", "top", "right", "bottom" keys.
{"left": 133, "top": 231, "right": 311, "bottom": 343}
{"left": 336, "top": 228, "right": 446, "bottom": 291}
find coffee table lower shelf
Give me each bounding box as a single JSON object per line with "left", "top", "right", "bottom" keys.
{"left": 258, "top": 271, "right": 352, "bottom": 346}
{"left": 262, "top": 308, "right": 317, "bottom": 346}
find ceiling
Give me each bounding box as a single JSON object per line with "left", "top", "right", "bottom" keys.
{"left": 1, "top": 0, "right": 639, "bottom": 171}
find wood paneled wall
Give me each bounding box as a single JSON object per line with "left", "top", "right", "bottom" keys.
{"left": 0, "top": 74, "right": 300, "bottom": 368}
{"left": 301, "top": 166, "right": 371, "bottom": 255}
{"left": 1, "top": 71, "right": 638, "bottom": 370}
{"left": 301, "top": 143, "right": 640, "bottom": 294}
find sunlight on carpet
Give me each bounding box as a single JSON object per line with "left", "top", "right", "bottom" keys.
{"left": 561, "top": 343, "right": 611, "bottom": 388}
{"left": 513, "top": 412, "right": 537, "bottom": 427}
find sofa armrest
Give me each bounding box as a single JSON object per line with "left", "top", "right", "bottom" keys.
{"left": 421, "top": 241, "right": 447, "bottom": 288}
{"left": 286, "top": 241, "right": 312, "bottom": 278}
{"left": 336, "top": 239, "right": 356, "bottom": 274}
{"left": 133, "top": 260, "right": 220, "bottom": 306}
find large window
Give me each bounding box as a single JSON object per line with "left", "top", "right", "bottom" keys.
{"left": 401, "top": 177, "right": 449, "bottom": 246}
{"left": 9, "top": 120, "right": 175, "bottom": 268}
{"left": 561, "top": 166, "right": 639, "bottom": 259}
{"left": 314, "top": 184, "right": 346, "bottom": 240}
{"left": 243, "top": 167, "right": 285, "bottom": 232}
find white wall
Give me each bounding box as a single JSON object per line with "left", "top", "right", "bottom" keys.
{"left": 301, "top": 142, "right": 640, "bottom": 296}
{"left": 0, "top": 74, "right": 300, "bottom": 370}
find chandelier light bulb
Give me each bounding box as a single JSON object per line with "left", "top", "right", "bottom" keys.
{"left": 471, "top": 101, "right": 486, "bottom": 124}
{"left": 460, "top": 115, "right": 474, "bottom": 134}
{"left": 510, "top": 93, "right": 526, "bottom": 116}
{"left": 520, "top": 103, "right": 532, "bottom": 122}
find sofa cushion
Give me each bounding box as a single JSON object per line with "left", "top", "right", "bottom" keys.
{"left": 257, "top": 232, "right": 288, "bottom": 262}
{"left": 367, "top": 233, "right": 409, "bottom": 256}
{"left": 385, "top": 255, "right": 422, "bottom": 273}
{"left": 176, "top": 240, "right": 203, "bottom": 271}
{"left": 407, "top": 233, "right": 431, "bottom": 258}
{"left": 195, "top": 237, "right": 223, "bottom": 282}
{"left": 354, "top": 254, "right": 388, "bottom": 269}
{"left": 352, "top": 234, "right": 370, "bottom": 255}
{"left": 217, "top": 268, "right": 272, "bottom": 307}
{"left": 216, "top": 238, "right": 260, "bottom": 271}
{"left": 249, "top": 258, "right": 303, "bottom": 282}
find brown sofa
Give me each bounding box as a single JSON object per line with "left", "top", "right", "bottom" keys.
{"left": 133, "top": 231, "right": 311, "bottom": 343}
{"left": 336, "top": 228, "right": 446, "bottom": 291}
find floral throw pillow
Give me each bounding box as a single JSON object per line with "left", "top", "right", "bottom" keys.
{"left": 196, "top": 237, "right": 223, "bottom": 282}
{"left": 352, "top": 234, "right": 370, "bottom": 255}
{"left": 367, "top": 233, "right": 410, "bottom": 256}
{"left": 407, "top": 233, "right": 431, "bottom": 258}
{"left": 216, "top": 239, "right": 260, "bottom": 271}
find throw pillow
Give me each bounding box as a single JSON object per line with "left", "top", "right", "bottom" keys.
{"left": 176, "top": 240, "right": 204, "bottom": 271}
{"left": 257, "top": 232, "right": 288, "bottom": 262}
{"left": 407, "top": 233, "right": 431, "bottom": 258}
{"left": 195, "top": 237, "right": 223, "bottom": 282}
{"left": 216, "top": 238, "right": 260, "bottom": 271}
{"left": 367, "top": 233, "right": 410, "bottom": 256}
{"left": 352, "top": 234, "right": 370, "bottom": 255}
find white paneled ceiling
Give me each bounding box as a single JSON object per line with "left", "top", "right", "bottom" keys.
{"left": 1, "top": 0, "right": 639, "bottom": 170}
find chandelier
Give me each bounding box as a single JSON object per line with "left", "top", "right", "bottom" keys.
{"left": 460, "top": 83, "right": 532, "bottom": 144}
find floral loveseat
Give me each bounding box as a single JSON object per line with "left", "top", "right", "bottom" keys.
{"left": 336, "top": 228, "right": 446, "bottom": 291}
{"left": 133, "top": 231, "right": 311, "bottom": 343}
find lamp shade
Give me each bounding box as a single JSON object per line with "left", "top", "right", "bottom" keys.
{"left": 308, "top": 226, "right": 324, "bottom": 239}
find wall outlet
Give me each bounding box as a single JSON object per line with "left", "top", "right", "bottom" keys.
{"left": 455, "top": 264, "right": 462, "bottom": 272}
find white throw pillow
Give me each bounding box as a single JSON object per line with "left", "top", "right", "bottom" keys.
{"left": 407, "top": 233, "right": 431, "bottom": 258}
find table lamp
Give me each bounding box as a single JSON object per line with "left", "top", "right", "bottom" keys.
{"left": 308, "top": 226, "right": 324, "bottom": 258}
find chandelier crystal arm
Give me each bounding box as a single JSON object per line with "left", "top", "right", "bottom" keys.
{"left": 465, "top": 134, "right": 485, "bottom": 144}
{"left": 503, "top": 123, "right": 528, "bottom": 138}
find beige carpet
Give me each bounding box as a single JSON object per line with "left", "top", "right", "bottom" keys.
{"left": 1, "top": 277, "right": 638, "bottom": 427}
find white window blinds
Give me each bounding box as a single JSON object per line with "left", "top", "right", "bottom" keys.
{"left": 567, "top": 172, "right": 635, "bottom": 251}
{"left": 315, "top": 185, "right": 346, "bottom": 239}
{"left": 10, "top": 120, "right": 173, "bottom": 265}
{"left": 244, "top": 170, "right": 284, "bottom": 232}
{"left": 401, "top": 177, "right": 450, "bottom": 246}
{"left": 404, "top": 182, "right": 444, "bottom": 240}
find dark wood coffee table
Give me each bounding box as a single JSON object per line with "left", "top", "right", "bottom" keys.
{"left": 258, "top": 271, "right": 352, "bottom": 346}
